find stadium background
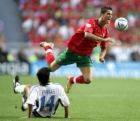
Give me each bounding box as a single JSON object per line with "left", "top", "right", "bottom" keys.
{"left": 0, "top": 0, "right": 140, "bottom": 78}
{"left": 0, "top": 0, "right": 140, "bottom": 121}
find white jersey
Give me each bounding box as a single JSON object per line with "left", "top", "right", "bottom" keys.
{"left": 26, "top": 83, "right": 70, "bottom": 117}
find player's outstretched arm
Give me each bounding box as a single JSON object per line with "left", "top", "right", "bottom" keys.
{"left": 84, "top": 32, "right": 115, "bottom": 43}
{"left": 28, "top": 104, "right": 33, "bottom": 118}
{"left": 99, "top": 47, "right": 107, "bottom": 63}
{"left": 64, "top": 106, "right": 69, "bottom": 118}
{"left": 85, "top": 31, "right": 105, "bottom": 42}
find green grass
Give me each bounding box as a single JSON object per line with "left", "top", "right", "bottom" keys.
{"left": 0, "top": 75, "right": 140, "bottom": 121}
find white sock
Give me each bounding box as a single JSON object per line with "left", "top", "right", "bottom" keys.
{"left": 73, "top": 77, "right": 76, "bottom": 84}
{"left": 46, "top": 49, "right": 53, "bottom": 53}
{"left": 15, "top": 82, "right": 20, "bottom": 87}
{"left": 15, "top": 85, "right": 26, "bottom": 94}
{"left": 23, "top": 103, "right": 28, "bottom": 109}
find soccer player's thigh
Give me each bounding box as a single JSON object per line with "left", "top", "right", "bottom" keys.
{"left": 24, "top": 84, "right": 32, "bottom": 96}
{"left": 49, "top": 49, "right": 69, "bottom": 72}
{"left": 77, "top": 55, "right": 93, "bottom": 83}
{"left": 80, "top": 66, "right": 93, "bottom": 84}
{"left": 49, "top": 61, "right": 60, "bottom": 72}
{"left": 55, "top": 49, "right": 75, "bottom": 67}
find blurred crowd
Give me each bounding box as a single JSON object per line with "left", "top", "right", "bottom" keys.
{"left": 16, "top": 0, "right": 140, "bottom": 46}
{"left": 0, "top": 0, "right": 140, "bottom": 63}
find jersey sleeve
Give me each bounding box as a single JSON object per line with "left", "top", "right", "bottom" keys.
{"left": 100, "top": 42, "right": 108, "bottom": 49}
{"left": 84, "top": 20, "right": 95, "bottom": 33}
{"left": 58, "top": 86, "right": 70, "bottom": 107}
{"left": 26, "top": 86, "right": 38, "bottom": 106}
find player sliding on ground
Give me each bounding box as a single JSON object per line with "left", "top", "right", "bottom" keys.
{"left": 13, "top": 67, "right": 70, "bottom": 118}
{"left": 40, "top": 6, "right": 115, "bottom": 93}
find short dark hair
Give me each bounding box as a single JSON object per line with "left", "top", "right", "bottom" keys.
{"left": 37, "top": 67, "right": 50, "bottom": 86}
{"left": 101, "top": 6, "right": 112, "bottom": 14}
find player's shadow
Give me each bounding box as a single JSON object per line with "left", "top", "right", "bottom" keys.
{"left": 53, "top": 116, "right": 90, "bottom": 120}
{"left": 0, "top": 116, "right": 91, "bottom": 120}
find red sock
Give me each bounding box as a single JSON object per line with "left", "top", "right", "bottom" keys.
{"left": 69, "top": 75, "right": 85, "bottom": 84}
{"left": 75, "top": 75, "right": 85, "bottom": 84}
{"left": 45, "top": 49, "right": 55, "bottom": 64}
{"left": 69, "top": 76, "right": 74, "bottom": 84}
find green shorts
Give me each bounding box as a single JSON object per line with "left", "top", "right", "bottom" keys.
{"left": 56, "top": 48, "right": 93, "bottom": 67}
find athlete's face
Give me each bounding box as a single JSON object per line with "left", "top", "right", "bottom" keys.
{"left": 102, "top": 10, "right": 113, "bottom": 24}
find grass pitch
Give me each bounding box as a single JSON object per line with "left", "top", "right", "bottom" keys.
{"left": 0, "top": 75, "right": 140, "bottom": 121}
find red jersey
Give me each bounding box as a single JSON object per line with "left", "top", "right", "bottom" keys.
{"left": 67, "top": 19, "right": 109, "bottom": 55}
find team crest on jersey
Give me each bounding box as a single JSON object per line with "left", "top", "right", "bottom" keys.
{"left": 86, "top": 23, "right": 91, "bottom": 27}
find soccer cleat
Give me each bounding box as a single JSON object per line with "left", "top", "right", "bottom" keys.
{"left": 40, "top": 42, "right": 54, "bottom": 50}
{"left": 21, "top": 105, "right": 26, "bottom": 111}
{"left": 66, "top": 76, "right": 74, "bottom": 94}
{"left": 13, "top": 75, "right": 20, "bottom": 94}
{"left": 21, "top": 95, "right": 28, "bottom": 111}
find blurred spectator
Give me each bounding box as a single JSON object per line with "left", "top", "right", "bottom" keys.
{"left": 0, "top": 47, "right": 8, "bottom": 62}
{"left": 28, "top": 53, "right": 38, "bottom": 63}
{"left": 13, "top": 0, "right": 140, "bottom": 62}
{"left": 105, "top": 53, "right": 116, "bottom": 62}
{"left": 0, "top": 20, "right": 6, "bottom": 51}
{"left": 22, "top": 18, "right": 33, "bottom": 33}
{"left": 58, "top": 23, "right": 74, "bottom": 41}
{"left": 130, "top": 51, "right": 140, "bottom": 61}
{"left": 0, "top": 20, "right": 9, "bottom": 63}
{"left": 16, "top": 0, "right": 140, "bottom": 47}
{"left": 17, "top": 46, "right": 29, "bottom": 63}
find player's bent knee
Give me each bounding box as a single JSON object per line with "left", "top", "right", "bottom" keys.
{"left": 48, "top": 66, "right": 56, "bottom": 72}
{"left": 49, "top": 62, "right": 60, "bottom": 72}
{"left": 84, "top": 79, "right": 91, "bottom": 84}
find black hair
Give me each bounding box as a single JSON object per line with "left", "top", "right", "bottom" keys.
{"left": 36, "top": 67, "right": 50, "bottom": 86}
{"left": 101, "top": 6, "right": 112, "bottom": 14}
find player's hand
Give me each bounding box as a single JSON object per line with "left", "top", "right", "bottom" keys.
{"left": 99, "top": 57, "right": 105, "bottom": 63}
{"left": 105, "top": 37, "right": 115, "bottom": 43}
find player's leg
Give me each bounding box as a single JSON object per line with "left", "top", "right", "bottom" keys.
{"left": 13, "top": 76, "right": 31, "bottom": 111}
{"left": 21, "top": 84, "right": 31, "bottom": 111}
{"left": 40, "top": 42, "right": 60, "bottom": 72}
{"left": 13, "top": 75, "right": 25, "bottom": 94}
{"left": 66, "top": 55, "right": 93, "bottom": 93}
{"left": 79, "top": 66, "right": 93, "bottom": 84}
{"left": 66, "top": 67, "right": 93, "bottom": 93}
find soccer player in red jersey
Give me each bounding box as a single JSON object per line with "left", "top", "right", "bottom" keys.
{"left": 40, "top": 6, "right": 115, "bottom": 93}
